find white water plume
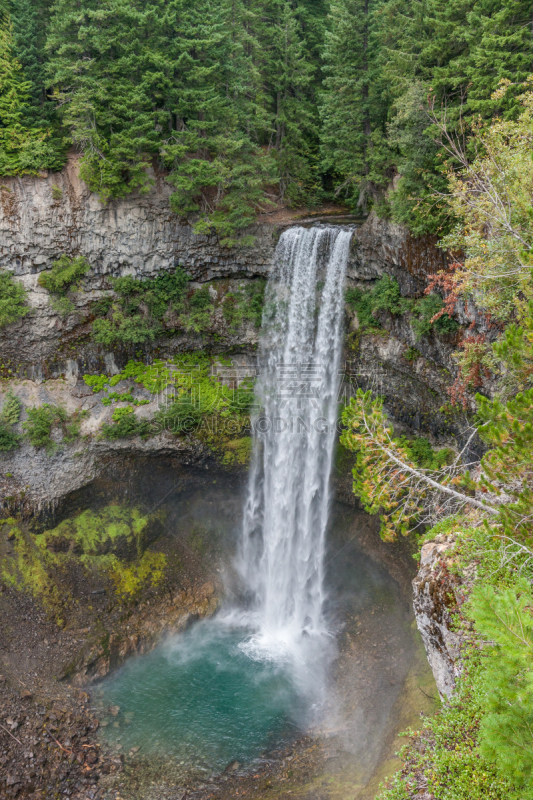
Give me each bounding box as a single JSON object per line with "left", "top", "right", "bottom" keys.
{"left": 237, "top": 225, "right": 352, "bottom": 662}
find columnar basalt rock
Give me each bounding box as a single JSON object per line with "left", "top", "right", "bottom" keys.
{"left": 0, "top": 161, "right": 465, "bottom": 514}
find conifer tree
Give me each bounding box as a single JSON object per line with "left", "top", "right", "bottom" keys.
{"left": 259, "top": 0, "right": 317, "bottom": 203}
{"left": 320, "top": 0, "right": 394, "bottom": 210}
{"left": 46, "top": 0, "right": 164, "bottom": 199}
{"left": 0, "top": 11, "right": 61, "bottom": 173}
{"left": 11, "top": 0, "right": 50, "bottom": 122}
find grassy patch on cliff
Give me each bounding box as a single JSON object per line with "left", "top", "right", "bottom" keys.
{"left": 84, "top": 353, "right": 255, "bottom": 464}
{"left": 0, "top": 505, "right": 168, "bottom": 621}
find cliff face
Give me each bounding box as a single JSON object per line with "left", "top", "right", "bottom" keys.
{"left": 0, "top": 161, "right": 464, "bottom": 513}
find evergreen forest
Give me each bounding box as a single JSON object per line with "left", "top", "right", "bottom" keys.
{"left": 2, "top": 0, "right": 533, "bottom": 241}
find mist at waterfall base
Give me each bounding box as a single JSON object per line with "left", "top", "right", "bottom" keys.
{"left": 99, "top": 226, "right": 352, "bottom": 770}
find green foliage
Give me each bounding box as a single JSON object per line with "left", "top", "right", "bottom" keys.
{"left": 404, "top": 346, "right": 420, "bottom": 362}
{"left": 469, "top": 580, "right": 533, "bottom": 793}
{"left": 345, "top": 277, "right": 457, "bottom": 339}
{"left": 412, "top": 294, "right": 459, "bottom": 340}
{"left": 23, "top": 403, "right": 85, "bottom": 453}
{"left": 100, "top": 406, "right": 151, "bottom": 440}
{"left": 377, "top": 651, "right": 514, "bottom": 800}
{"left": 0, "top": 520, "right": 63, "bottom": 612}
{"left": 0, "top": 270, "right": 29, "bottom": 328}
{"left": 398, "top": 434, "right": 454, "bottom": 471}
{"left": 37, "top": 254, "right": 90, "bottom": 314}
{"left": 90, "top": 267, "right": 206, "bottom": 345}
{"left": 0, "top": 389, "right": 22, "bottom": 451}
{"left": 222, "top": 280, "right": 266, "bottom": 330}
{"left": 345, "top": 285, "right": 382, "bottom": 329}
{"left": 43, "top": 0, "right": 319, "bottom": 242}
{"left": 1, "top": 389, "right": 21, "bottom": 424}
{"left": 0, "top": 421, "right": 19, "bottom": 450}
{"left": 0, "top": 506, "right": 168, "bottom": 612}
{"left": 91, "top": 270, "right": 263, "bottom": 344}
{"left": 319, "top": 0, "right": 394, "bottom": 211}
{"left": 0, "top": 12, "right": 64, "bottom": 175}
{"left": 37, "top": 254, "right": 89, "bottom": 295}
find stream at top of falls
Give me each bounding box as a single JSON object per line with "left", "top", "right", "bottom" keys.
{"left": 94, "top": 226, "right": 434, "bottom": 793}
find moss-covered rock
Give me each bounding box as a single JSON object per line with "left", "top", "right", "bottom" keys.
{"left": 0, "top": 504, "right": 168, "bottom": 620}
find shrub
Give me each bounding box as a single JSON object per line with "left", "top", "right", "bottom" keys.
{"left": 0, "top": 271, "right": 29, "bottom": 328}
{"left": 470, "top": 580, "right": 533, "bottom": 793}
{"left": 404, "top": 346, "right": 421, "bottom": 362}
{"left": 371, "top": 274, "right": 405, "bottom": 315}
{"left": 101, "top": 407, "right": 152, "bottom": 440}
{"left": 345, "top": 278, "right": 459, "bottom": 341}
{"left": 377, "top": 651, "right": 514, "bottom": 800}
{"left": 38, "top": 255, "right": 90, "bottom": 295}
{"left": 38, "top": 255, "right": 90, "bottom": 315}
{"left": 222, "top": 280, "right": 266, "bottom": 330}
{"left": 91, "top": 267, "right": 191, "bottom": 345}
{"left": 0, "top": 390, "right": 22, "bottom": 451}
{"left": 345, "top": 286, "right": 381, "bottom": 329}
{"left": 23, "top": 404, "right": 85, "bottom": 453}
{"left": 397, "top": 434, "right": 454, "bottom": 470}
{"left": 0, "top": 422, "right": 19, "bottom": 451}
{"left": 1, "top": 390, "right": 21, "bottom": 425}
{"left": 412, "top": 293, "right": 459, "bottom": 340}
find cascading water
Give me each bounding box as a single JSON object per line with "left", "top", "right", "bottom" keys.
{"left": 238, "top": 225, "right": 353, "bottom": 660}
{"left": 98, "top": 225, "right": 356, "bottom": 768}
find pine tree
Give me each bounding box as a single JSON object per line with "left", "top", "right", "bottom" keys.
{"left": 158, "top": 0, "right": 276, "bottom": 244}
{"left": 46, "top": 0, "right": 164, "bottom": 199}
{"left": 259, "top": 0, "right": 318, "bottom": 204}
{"left": 0, "top": 11, "right": 61, "bottom": 174}
{"left": 11, "top": 0, "right": 50, "bottom": 123}
{"left": 320, "top": 0, "right": 394, "bottom": 210}
{"left": 470, "top": 580, "right": 533, "bottom": 793}
{"left": 465, "top": 0, "right": 533, "bottom": 118}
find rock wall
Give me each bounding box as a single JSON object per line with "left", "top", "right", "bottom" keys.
{"left": 413, "top": 535, "right": 465, "bottom": 698}
{"left": 0, "top": 160, "right": 468, "bottom": 513}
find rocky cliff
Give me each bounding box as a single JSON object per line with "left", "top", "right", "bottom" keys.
{"left": 0, "top": 160, "right": 465, "bottom": 514}
{"left": 412, "top": 535, "right": 465, "bottom": 698}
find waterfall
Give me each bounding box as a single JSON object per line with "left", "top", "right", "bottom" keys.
{"left": 238, "top": 225, "right": 352, "bottom": 660}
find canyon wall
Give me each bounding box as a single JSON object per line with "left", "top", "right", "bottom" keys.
{"left": 0, "top": 160, "right": 465, "bottom": 513}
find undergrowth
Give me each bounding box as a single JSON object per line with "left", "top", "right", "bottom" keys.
{"left": 0, "top": 389, "right": 21, "bottom": 451}
{"left": 0, "top": 270, "right": 29, "bottom": 329}
{"left": 38, "top": 255, "right": 90, "bottom": 315}
{"left": 346, "top": 276, "right": 459, "bottom": 340}
{"left": 83, "top": 353, "right": 255, "bottom": 463}
{"left": 23, "top": 403, "right": 87, "bottom": 453}
{"left": 380, "top": 513, "right": 533, "bottom": 800}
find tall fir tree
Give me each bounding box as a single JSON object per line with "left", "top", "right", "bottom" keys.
{"left": 46, "top": 0, "right": 165, "bottom": 199}
{"left": 0, "top": 11, "right": 61, "bottom": 173}
{"left": 11, "top": 0, "right": 51, "bottom": 123}
{"left": 258, "top": 0, "right": 318, "bottom": 203}
{"left": 320, "top": 0, "right": 393, "bottom": 210}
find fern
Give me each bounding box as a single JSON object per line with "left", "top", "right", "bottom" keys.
{"left": 0, "top": 390, "right": 21, "bottom": 424}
